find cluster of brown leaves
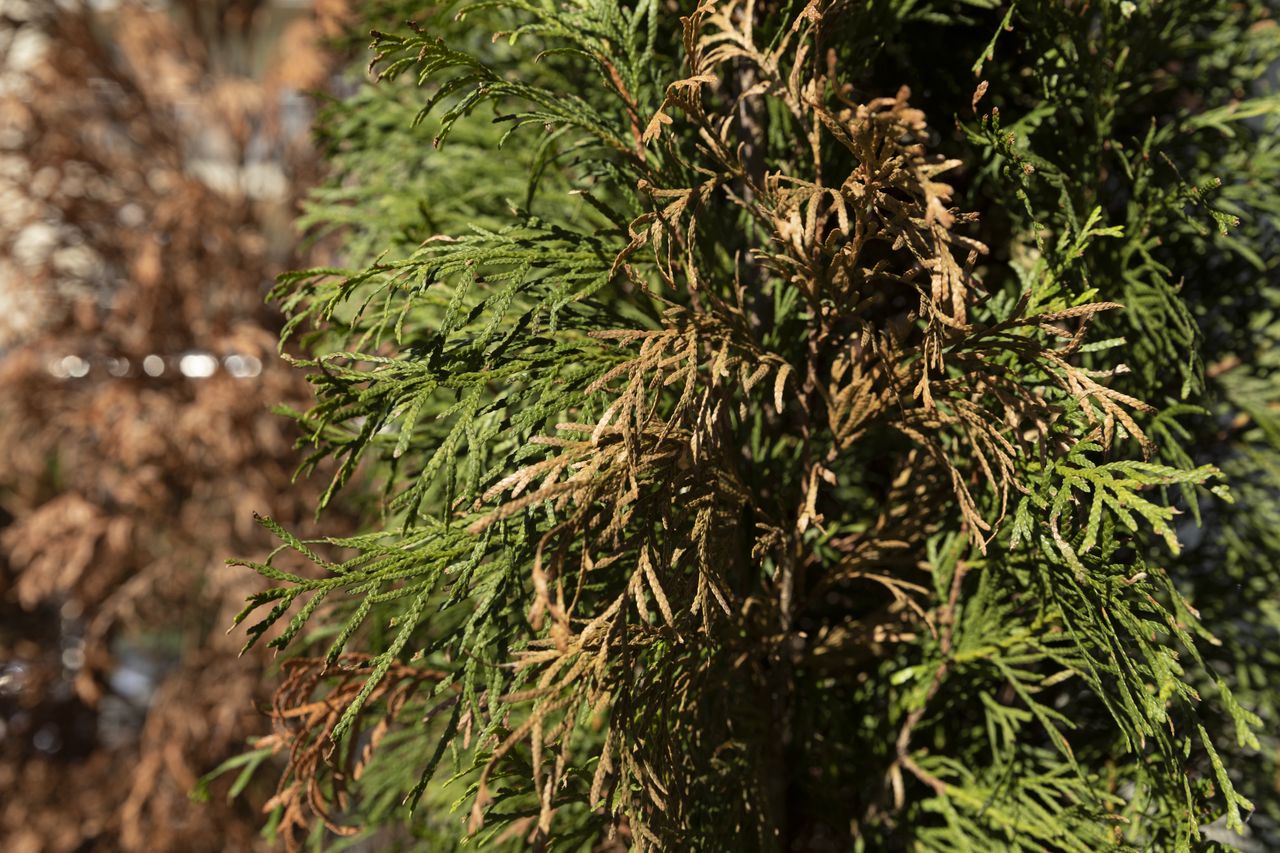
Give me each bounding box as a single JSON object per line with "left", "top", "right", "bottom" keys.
{"left": 0, "top": 2, "right": 353, "bottom": 850}
{"left": 259, "top": 655, "right": 445, "bottom": 847}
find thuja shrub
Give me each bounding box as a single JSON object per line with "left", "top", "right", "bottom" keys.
{"left": 229, "top": 1, "right": 1280, "bottom": 849}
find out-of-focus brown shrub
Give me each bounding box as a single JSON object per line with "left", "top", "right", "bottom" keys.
{"left": 0, "top": 1, "right": 353, "bottom": 849}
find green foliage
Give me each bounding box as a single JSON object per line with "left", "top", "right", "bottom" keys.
{"left": 221, "top": 1, "right": 1280, "bottom": 849}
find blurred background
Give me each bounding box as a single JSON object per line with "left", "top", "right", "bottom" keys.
{"left": 0, "top": 1, "right": 357, "bottom": 849}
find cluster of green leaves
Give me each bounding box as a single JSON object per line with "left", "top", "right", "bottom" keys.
{"left": 938, "top": 1, "right": 1280, "bottom": 845}
{"left": 218, "top": 1, "right": 1280, "bottom": 850}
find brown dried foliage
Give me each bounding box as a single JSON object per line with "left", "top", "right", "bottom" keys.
{"left": 259, "top": 655, "right": 445, "bottom": 849}
{"left": 0, "top": 2, "right": 352, "bottom": 850}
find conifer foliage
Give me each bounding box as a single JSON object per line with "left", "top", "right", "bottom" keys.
{"left": 235, "top": 1, "right": 1280, "bottom": 849}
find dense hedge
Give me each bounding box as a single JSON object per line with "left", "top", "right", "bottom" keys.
{"left": 232, "top": 2, "right": 1280, "bottom": 849}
